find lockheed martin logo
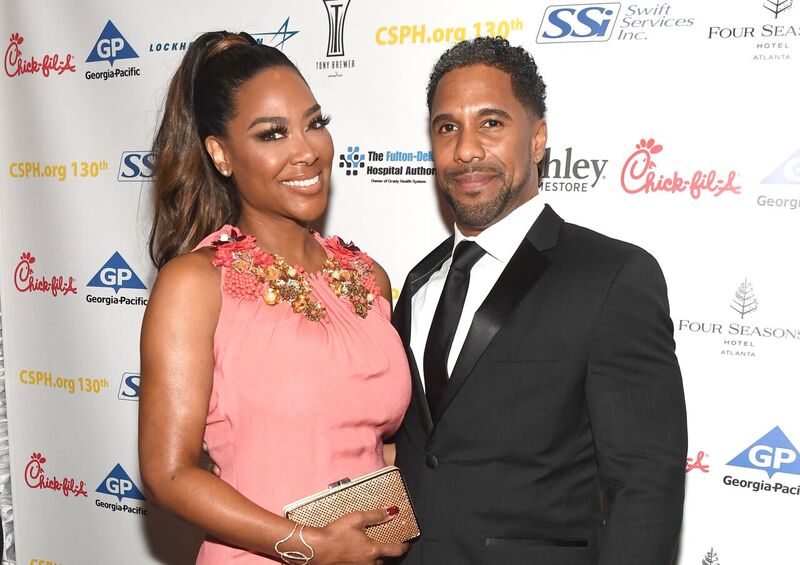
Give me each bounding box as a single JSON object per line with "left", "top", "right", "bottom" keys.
{"left": 251, "top": 17, "right": 299, "bottom": 51}
{"left": 323, "top": 0, "right": 351, "bottom": 56}
{"left": 763, "top": 148, "right": 800, "bottom": 185}
{"left": 86, "top": 20, "right": 139, "bottom": 66}
{"left": 727, "top": 426, "right": 800, "bottom": 478}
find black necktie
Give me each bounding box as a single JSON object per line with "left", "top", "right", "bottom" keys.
{"left": 423, "top": 240, "right": 486, "bottom": 414}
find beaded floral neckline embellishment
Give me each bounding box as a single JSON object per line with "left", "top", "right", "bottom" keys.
{"left": 211, "top": 227, "right": 379, "bottom": 322}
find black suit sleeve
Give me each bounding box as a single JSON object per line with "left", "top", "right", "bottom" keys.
{"left": 585, "top": 249, "right": 687, "bottom": 565}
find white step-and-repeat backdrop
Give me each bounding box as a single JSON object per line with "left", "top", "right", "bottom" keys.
{"left": 0, "top": 1, "right": 798, "bottom": 563}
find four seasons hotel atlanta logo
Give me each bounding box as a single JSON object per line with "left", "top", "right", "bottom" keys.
{"left": 677, "top": 277, "right": 799, "bottom": 357}
{"left": 702, "top": 548, "right": 720, "bottom": 564}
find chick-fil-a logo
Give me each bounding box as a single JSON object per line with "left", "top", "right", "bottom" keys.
{"left": 686, "top": 450, "right": 710, "bottom": 474}
{"left": 14, "top": 252, "right": 77, "bottom": 297}
{"left": 24, "top": 452, "right": 88, "bottom": 498}
{"left": 621, "top": 138, "right": 741, "bottom": 199}
{"left": 4, "top": 33, "right": 76, "bottom": 78}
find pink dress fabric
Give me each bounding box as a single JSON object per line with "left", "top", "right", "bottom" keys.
{"left": 193, "top": 227, "right": 411, "bottom": 564}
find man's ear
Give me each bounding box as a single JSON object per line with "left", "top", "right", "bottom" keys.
{"left": 204, "top": 136, "right": 232, "bottom": 177}
{"left": 532, "top": 118, "right": 548, "bottom": 166}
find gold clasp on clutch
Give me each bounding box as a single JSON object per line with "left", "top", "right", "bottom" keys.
{"left": 328, "top": 477, "right": 351, "bottom": 489}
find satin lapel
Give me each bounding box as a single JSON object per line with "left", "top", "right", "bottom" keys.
{"left": 432, "top": 237, "right": 551, "bottom": 424}
{"left": 393, "top": 237, "right": 454, "bottom": 436}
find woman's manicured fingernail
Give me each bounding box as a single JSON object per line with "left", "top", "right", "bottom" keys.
{"left": 386, "top": 505, "right": 399, "bottom": 516}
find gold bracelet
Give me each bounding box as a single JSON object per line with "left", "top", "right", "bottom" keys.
{"left": 274, "top": 522, "right": 314, "bottom": 565}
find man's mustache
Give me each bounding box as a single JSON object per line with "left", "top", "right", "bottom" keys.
{"left": 442, "top": 165, "right": 504, "bottom": 182}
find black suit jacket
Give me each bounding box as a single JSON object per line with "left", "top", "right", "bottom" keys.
{"left": 393, "top": 205, "right": 687, "bottom": 565}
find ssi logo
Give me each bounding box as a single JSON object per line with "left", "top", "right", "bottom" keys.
{"left": 727, "top": 426, "right": 800, "bottom": 479}
{"left": 118, "top": 151, "right": 155, "bottom": 182}
{"left": 118, "top": 372, "right": 140, "bottom": 401}
{"left": 537, "top": 3, "right": 620, "bottom": 43}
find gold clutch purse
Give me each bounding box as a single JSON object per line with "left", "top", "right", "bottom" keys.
{"left": 283, "top": 465, "right": 420, "bottom": 544}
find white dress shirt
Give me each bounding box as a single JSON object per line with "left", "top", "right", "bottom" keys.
{"left": 411, "top": 195, "right": 546, "bottom": 389}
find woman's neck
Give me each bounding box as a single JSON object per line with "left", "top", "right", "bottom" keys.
{"left": 237, "top": 213, "right": 326, "bottom": 272}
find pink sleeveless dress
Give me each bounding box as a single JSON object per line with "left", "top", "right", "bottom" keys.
{"left": 193, "top": 226, "right": 411, "bottom": 564}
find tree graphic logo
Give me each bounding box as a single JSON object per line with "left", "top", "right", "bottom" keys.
{"left": 763, "top": 0, "right": 793, "bottom": 19}
{"left": 730, "top": 278, "right": 758, "bottom": 319}
{"left": 702, "top": 547, "right": 720, "bottom": 565}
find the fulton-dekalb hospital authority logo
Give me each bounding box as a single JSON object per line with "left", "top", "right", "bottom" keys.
{"left": 339, "top": 145, "right": 434, "bottom": 184}
{"left": 95, "top": 463, "right": 147, "bottom": 515}
{"left": 85, "top": 20, "right": 141, "bottom": 80}
{"left": 724, "top": 426, "right": 800, "bottom": 497}
{"left": 86, "top": 251, "right": 148, "bottom": 306}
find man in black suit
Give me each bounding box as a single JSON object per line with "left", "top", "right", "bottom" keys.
{"left": 392, "top": 37, "right": 687, "bottom": 564}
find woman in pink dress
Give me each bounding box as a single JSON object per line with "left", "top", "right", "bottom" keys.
{"left": 138, "top": 31, "right": 411, "bottom": 564}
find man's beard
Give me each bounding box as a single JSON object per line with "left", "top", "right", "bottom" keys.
{"left": 439, "top": 159, "right": 532, "bottom": 230}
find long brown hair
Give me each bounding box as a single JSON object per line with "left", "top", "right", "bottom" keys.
{"left": 148, "top": 31, "right": 301, "bottom": 269}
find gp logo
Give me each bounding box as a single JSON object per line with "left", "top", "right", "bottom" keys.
{"left": 87, "top": 252, "right": 146, "bottom": 294}
{"left": 727, "top": 426, "right": 800, "bottom": 478}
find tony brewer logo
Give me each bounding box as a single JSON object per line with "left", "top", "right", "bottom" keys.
{"left": 95, "top": 463, "right": 147, "bottom": 515}
{"left": 339, "top": 145, "right": 434, "bottom": 184}
{"left": 85, "top": 20, "right": 141, "bottom": 80}
{"left": 317, "top": 0, "right": 355, "bottom": 77}
{"left": 86, "top": 251, "right": 148, "bottom": 306}
{"left": 723, "top": 426, "right": 800, "bottom": 496}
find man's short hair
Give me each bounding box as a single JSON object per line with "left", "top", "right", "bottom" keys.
{"left": 426, "top": 36, "right": 547, "bottom": 118}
